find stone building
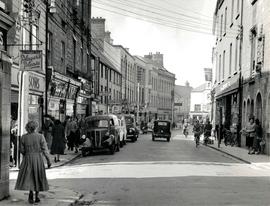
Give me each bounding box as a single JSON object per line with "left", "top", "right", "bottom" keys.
{"left": 144, "top": 52, "right": 176, "bottom": 121}
{"left": 47, "top": 0, "right": 92, "bottom": 121}
{"left": 212, "top": 0, "right": 243, "bottom": 144}
{"left": 0, "top": 0, "right": 14, "bottom": 200}
{"left": 213, "top": 0, "right": 270, "bottom": 152}
{"left": 174, "top": 82, "right": 192, "bottom": 123}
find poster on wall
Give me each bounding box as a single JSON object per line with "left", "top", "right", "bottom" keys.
{"left": 20, "top": 50, "right": 42, "bottom": 72}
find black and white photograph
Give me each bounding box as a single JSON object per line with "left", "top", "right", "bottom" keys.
{"left": 0, "top": 0, "right": 270, "bottom": 205}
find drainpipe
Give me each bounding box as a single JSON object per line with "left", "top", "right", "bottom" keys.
{"left": 238, "top": 0, "right": 244, "bottom": 147}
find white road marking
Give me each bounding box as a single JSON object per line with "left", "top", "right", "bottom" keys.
{"left": 10, "top": 161, "right": 270, "bottom": 180}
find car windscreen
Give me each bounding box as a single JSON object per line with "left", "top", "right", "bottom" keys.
{"left": 157, "top": 122, "right": 169, "bottom": 126}
{"left": 87, "top": 119, "right": 109, "bottom": 128}
{"left": 124, "top": 117, "right": 134, "bottom": 125}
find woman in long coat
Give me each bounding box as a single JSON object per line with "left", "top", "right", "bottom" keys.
{"left": 51, "top": 120, "right": 66, "bottom": 162}
{"left": 15, "top": 121, "right": 51, "bottom": 204}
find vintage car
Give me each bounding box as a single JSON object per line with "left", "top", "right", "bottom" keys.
{"left": 124, "top": 114, "right": 139, "bottom": 142}
{"left": 81, "top": 115, "right": 121, "bottom": 156}
{"left": 117, "top": 115, "right": 127, "bottom": 147}
{"left": 152, "top": 120, "right": 171, "bottom": 142}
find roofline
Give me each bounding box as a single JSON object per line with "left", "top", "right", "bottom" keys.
{"left": 113, "top": 45, "right": 135, "bottom": 59}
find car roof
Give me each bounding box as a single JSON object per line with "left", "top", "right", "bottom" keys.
{"left": 85, "top": 115, "right": 117, "bottom": 121}
{"left": 154, "top": 120, "right": 171, "bottom": 123}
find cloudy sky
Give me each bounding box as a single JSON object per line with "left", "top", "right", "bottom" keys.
{"left": 92, "top": 0, "right": 217, "bottom": 88}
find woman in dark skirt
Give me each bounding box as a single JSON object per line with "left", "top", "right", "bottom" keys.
{"left": 15, "top": 121, "right": 51, "bottom": 204}
{"left": 246, "top": 117, "right": 255, "bottom": 154}
{"left": 51, "top": 120, "right": 66, "bottom": 162}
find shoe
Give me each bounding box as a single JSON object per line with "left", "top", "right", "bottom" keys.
{"left": 35, "top": 197, "right": 40, "bottom": 203}
{"left": 28, "top": 192, "right": 34, "bottom": 204}
{"left": 54, "top": 157, "right": 57, "bottom": 163}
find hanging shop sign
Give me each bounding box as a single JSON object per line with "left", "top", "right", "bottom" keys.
{"left": 49, "top": 80, "right": 68, "bottom": 98}
{"left": 215, "top": 73, "right": 240, "bottom": 98}
{"left": 20, "top": 50, "right": 42, "bottom": 71}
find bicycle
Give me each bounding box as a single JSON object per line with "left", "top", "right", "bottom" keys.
{"left": 194, "top": 134, "right": 200, "bottom": 147}
{"left": 183, "top": 128, "right": 188, "bottom": 138}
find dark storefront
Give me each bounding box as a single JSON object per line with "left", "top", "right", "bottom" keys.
{"left": 215, "top": 74, "right": 241, "bottom": 145}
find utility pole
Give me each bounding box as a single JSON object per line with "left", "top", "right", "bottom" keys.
{"left": 45, "top": 0, "right": 49, "bottom": 116}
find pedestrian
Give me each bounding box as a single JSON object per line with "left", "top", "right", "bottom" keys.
{"left": 65, "top": 116, "right": 72, "bottom": 150}
{"left": 193, "top": 120, "right": 202, "bottom": 147}
{"left": 203, "top": 119, "right": 212, "bottom": 145}
{"left": 44, "top": 115, "right": 54, "bottom": 149}
{"left": 51, "top": 120, "right": 66, "bottom": 162}
{"left": 15, "top": 121, "right": 51, "bottom": 204}
{"left": 245, "top": 116, "right": 256, "bottom": 154}
{"left": 252, "top": 119, "right": 263, "bottom": 154}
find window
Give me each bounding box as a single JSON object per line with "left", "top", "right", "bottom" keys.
{"left": 80, "top": 47, "right": 83, "bottom": 71}
{"left": 235, "top": 37, "right": 238, "bottom": 71}
{"left": 47, "top": 32, "right": 53, "bottom": 65}
{"left": 194, "top": 104, "right": 201, "bottom": 112}
{"left": 224, "top": 7, "right": 227, "bottom": 35}
{"left": 100, "top": 64, "right": 103, "bottom": 78}
{"left": 236, "top": 0, "right": 240, "bottom": 16}
{"left": 30, "top": 24, "right": 39, "bottom": 50}
{"left": 250, "top": 27, "right": 257, "bottom": 72}
{"left": 229, "top": 43, "right": 232, "bottom": 75}
{"left": 219, "top": 54, "right": 221, "bottom": 82}
{"left": 231, "top": 0, "right": 234, "bottom": 25}
{"left": 222, "top": 50, "right": 226, "bottom": 80}
{"left": 101, "top": 85, "right": 103, "bottom": 104}
{"left": 61, "top": 41, "right": 65, "bottom": 65}
{"left": 73, "top": 38, "right": 76, "bottom": 71}
{"left": 220, "top": 14, "right": 223, "bottom": 39}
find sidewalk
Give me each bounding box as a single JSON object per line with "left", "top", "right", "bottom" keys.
{"left": 3, "top": 150, "right": 82, "bottom": 206}
{"left": 206, "top": 140, "right": 270, "bottom": 164}
{"left": 10, "top": 149, "right": 80, "bottom": 172}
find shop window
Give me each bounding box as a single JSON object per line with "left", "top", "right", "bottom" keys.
{"left": 194, "top": 104, "right": 201, "bottom": 112}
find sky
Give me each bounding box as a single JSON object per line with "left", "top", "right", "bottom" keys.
{"left": 92, "top": 0, "right": 217, "bottom": 88}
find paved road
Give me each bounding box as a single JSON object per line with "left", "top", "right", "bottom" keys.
{"left": 11, "top": 130, "right": 270, "bottom": 205}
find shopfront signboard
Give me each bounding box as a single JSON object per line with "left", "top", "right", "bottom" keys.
{"left": 20, "top": 50, "right": 42, "bottom": 72}
{"left": 215, "top": 73, "right": 240, "bottom": 98}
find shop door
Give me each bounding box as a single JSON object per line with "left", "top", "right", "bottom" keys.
{"left": 225, "top": 96, "right": 232, "bottom": 128}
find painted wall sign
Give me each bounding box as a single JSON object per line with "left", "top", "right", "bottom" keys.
{"left": 20, "top": 50, "right": 42, "bottom": 71}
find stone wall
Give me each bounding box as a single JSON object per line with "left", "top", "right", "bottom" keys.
{"left": 0, "top": 61, "right": 11, "bottom": 200}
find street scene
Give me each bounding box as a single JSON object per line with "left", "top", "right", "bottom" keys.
{"left": 1, "top": 0, "right": 270, "bottom": 205}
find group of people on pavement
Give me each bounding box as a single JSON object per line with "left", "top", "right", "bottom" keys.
{"left": 243, "top": 116, "right": 264, "bottom": 155}
{"left": 14, "top": 115, "right": 87, "bottom": 204}
{"left": 190, "top": 115, "right": 265, "bottom": 155}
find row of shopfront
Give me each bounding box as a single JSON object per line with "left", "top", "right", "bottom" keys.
{"left": 213, "top": 72, "right": 270, "bottom": 154}
{"left": 10, "top": 66, "right": 94, "bottom": 132}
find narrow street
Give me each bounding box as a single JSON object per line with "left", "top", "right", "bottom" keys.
{"left": 10, "top": 130, "right": 270, "bottom": 206}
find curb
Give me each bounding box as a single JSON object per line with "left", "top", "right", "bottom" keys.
{"left": 10, "top": 153, "right": 81, "bottom": 172}
{"left": 205, "top": 144, "right": 251, "bottom": 164}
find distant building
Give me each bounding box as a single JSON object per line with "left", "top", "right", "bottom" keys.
{"left": 190, "top": 81, "right": 212, "bottom": 122}
{"left": 174, "top": 82, "right": 192, "bottom": 123}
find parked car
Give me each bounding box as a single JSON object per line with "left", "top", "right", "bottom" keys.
{"left": 80, "top": 115, "right": 121, "bottom": 156}
{"left": 124, "top": 114, "right": 139, "bottom": 142}
{"left": 117, "top": 115, "right": 127, "bottom": 147}
{"left": 152, "top": 120, "right": 171, "bottom": 142}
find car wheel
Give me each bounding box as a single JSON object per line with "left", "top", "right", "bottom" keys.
{"left": 109, "top": 142, "right": 115, "bottom": 155}
{"left": 82, "top": 149, "right": 87, "bottom": 157}
{"left": 116, "top": 138, "right": 120, "bottom": 152}
{"left": 167, "top": 137, "right": 170, "bottom": 142}
{"left": 152, "top": 136, "right": 155, "bottom": 141}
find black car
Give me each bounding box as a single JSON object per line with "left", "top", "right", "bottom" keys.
{"left": 124, "top": 114, "right": 139, "bottom": 142}
{"left": 80, "top": 115, "right": 121, "bottom": 156}
{"left": 152, "top": 120, "right": 171, "bottom": 142}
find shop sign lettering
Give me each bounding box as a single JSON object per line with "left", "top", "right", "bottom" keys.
{"left": 220, "top": 82, "right": 231, "bottom": 92}
{"left": 29, "top": 75, "right": 40, "bottom": 90}
{"left": 20, "top": 50, "right": 42, "bottom": 71}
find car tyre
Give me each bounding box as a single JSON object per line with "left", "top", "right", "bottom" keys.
{"left": 116, "top": 138, "right": 120, "bottom": 152}
{"left": 167, "top": 137, "right": 170, "bottom": 142}
{"left": 109, "top": 142, "right": 115, "bottom": 155}
{"left": 82, "top": 149, "right": 87, "bottom": 157}
{"left": 152, "top": 136, "right": 155, "bottom": 141}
